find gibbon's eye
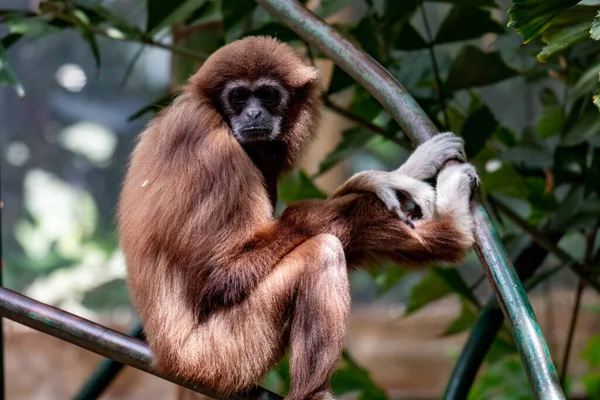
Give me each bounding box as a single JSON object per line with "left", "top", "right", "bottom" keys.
{"left": 230, "top": 88, "right": 250, "bottom": 105}
{"left": 257, "top": 86, "right": 279, "bottom": 105}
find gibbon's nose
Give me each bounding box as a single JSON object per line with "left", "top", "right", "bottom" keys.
{"left": 246, "top": 107, "right": 262, "bottom": 120}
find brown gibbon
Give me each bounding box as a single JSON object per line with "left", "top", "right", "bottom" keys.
{"left": 118, "top": 36, "right": 478, "bottom": 400}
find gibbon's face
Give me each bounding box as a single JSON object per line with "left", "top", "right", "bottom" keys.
{"left": 220, "top": 78, "right": 289, "bottom": 144}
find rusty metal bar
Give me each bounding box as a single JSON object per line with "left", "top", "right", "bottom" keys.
{"left": 254, "top": 1, "right": 565, "bottom": 399}
{"left": 0, "top": 287, "right": 282, "bottom": 400}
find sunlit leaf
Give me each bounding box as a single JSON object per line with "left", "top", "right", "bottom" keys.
{"left": 278, "top": 170, "right": 326, "bottom": 204}
{"left": 0, "top": 42, "right": 24, "bottom": 96}
{"left": 536, "top": 6, "right": 596, "bottom": 62}
{"left": 595, "top": 90, "right": 600, "bottom": 109}
{"left": 316, "top": 128, "right": 372, "bottom": 176}
{"left": 583, "top": 334, "right": 600, "bottom": 367}
{"left": 591, "top": 10, "right": 600, "bottom": 39}
{"left": 222, "top": 0, "right": 256, "bottom": 42}
{"left": 435, "top": 6, "right": 505, "bottom": 44}
{"left": 507, "top": 0, "right": 581, "bottom": 44}
{"left": 1, "top": 14, "right": 60, "bottom": 37}
{"left": 446, "top": 46, "right": 518, "bottom": 91}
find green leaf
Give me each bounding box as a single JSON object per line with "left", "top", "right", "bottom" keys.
{"left": 444, "top": 299, "right": 478, "bottom": 335}
{"left": 434, "top": 267, "right": 479, "bottom": 306}
{"left": 445, "top": 46, "right": 518, "bottom": 91}
{"left": 537, "top": 21, "right": 592, "bottom": 62}
{"left": 371, "top": 262, "right": 407, "bottom": 294}
{"left": 591, "top": 10, "right": 600, "bottom": 39}
{"left": 1, "top": 14, "right": 60, "bottom": 37}
{"left": 1, "top": 33, "right": 22, "bottom": 49}
{"left": 562, "top": 107, "right": 600, "bottom": 144}
{"left": 405, "top": 271, "right": 453, "bottom": 315}
{"left": 349, "top": 86, "right": 383, "bottom": 121}
{"left": 127, "top": 92, "right": 180, "bottom": 121}
{"left": 278, "top": 170, "right": 326, "bottom": 204}
{"left": 393, "top": 23, "right": 428, "bottom": 51}
{"left": 583, "top": 335, "right": 600, "bottom": 367}
{"left": 507, "top": 0, "right": 581, "bottom": 44}
{"left": 327, "top": 66, "right": 355, "bottom": 94}
{"left": 70, "top": 9, "right": 101, "bottom": 69}
{"left": 595, "top": 90, "right": 600, "bottom": 109}
{"left": 316, "top": 128, "right": 372, "bottom": 176}
{"left": 426, "top": 0, "right": 498, "bottom": 6}
{"left": 461, "top": 103, "right": 498, "bottom": 157}
{"left": 222, "top": 0, "right": 256, "bottom": 43}
{"left": 0, "top": 42, "right": 24, "bottom": 97}
{"left": 435, "top": 6, "right": 505, "bottom": 44}
{"left": 331, "top": 353, "right": 389, "bottom": 399}
{"left": 536, "top": 88, "right": 564, "bottom": 137}
{"left": 583, "top": 372, "right": 600, "bottom": 399}
{"left": 316, "top": 0, "right": 354, "bottom": 18}
{"left": 246, "top": 22, "right": 300, "bottom": 43}
{"left": 146, "top": 0, "right": 207, "bottom": 34}
{"left": 571, "top": 63, "right": 600, "bottom": 100}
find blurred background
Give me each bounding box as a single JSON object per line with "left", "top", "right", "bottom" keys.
{"left": 1, "top": 0, "right": 600, "bottom": 399}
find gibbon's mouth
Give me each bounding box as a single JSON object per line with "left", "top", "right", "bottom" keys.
{"left": 241, "top": 127, "right": 271, "bottom": 138}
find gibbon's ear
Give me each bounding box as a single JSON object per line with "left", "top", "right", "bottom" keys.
{"left": 288, "top": 64, "right": 320, "bottom": 88}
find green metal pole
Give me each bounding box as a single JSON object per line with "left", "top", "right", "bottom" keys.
{"left": 254, "top": 1, "right": 565, "bottom": 399}
{"left": 0, "top": 287, "right": 281, "bottom": 400}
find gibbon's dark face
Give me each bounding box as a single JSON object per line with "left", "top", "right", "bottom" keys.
{"left": 221, "top": 78, "right": 289, "bottom": 144}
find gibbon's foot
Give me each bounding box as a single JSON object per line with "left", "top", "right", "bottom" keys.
{"left": 397, "top": 132, "right": 467, "bottom": 181}
{"left": 436, "top": 163, "right": 479, "bottom": 239}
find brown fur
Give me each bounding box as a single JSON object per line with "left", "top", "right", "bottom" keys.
{"left": 118, "top": 36, "right": 473, "bottom": 399}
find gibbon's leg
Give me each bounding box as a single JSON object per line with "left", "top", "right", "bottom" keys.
{"left": 269, "top": 234, "right": 349, "bottom": 400}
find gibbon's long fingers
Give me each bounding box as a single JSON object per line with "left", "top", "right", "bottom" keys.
{"left": 397, "top": 132, "right": 466, "bottom": 180}
{"left": 286, "top": 234, "right": 350, "bottom": 400}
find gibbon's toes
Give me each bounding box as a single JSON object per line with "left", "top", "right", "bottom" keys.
{"left": 422, "top": 132, "right": 466, "bottom": 164}
{"left": 437, "top": 163, "right": 479, "bottom": 203}
{"left": 460, "top": 163, "right": 480, "bottom": 199}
